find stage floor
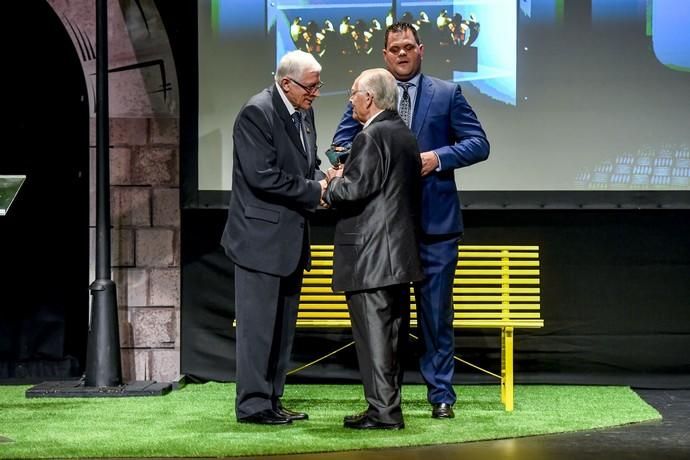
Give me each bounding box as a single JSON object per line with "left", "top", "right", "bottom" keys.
{"left": 232, "top": 389, "right": 689, "bottom": 460}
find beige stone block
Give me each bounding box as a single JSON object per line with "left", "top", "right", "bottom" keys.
{"left": 148, "top": 349, "right": 180, "bottom": 383}
{"left": 136, "top": 228, "right": 175, "bottom": 267}
{"left": 109, "top": 73, "right": 155, "bottom": 118}
{"left": 150, "top": 118, "right": 179, "bottom": 145}
{"left": 113, "top": 267, "right": 148, "bottom": 307}
{"left": 150, "top": 268, "right": 180, "bottom": 307}
{"left": 125, "top": 307, "right": 176, "bottom": 348}
{"left": 90, "top": 228, "right": 135, "bottom": 268}
{"left": 152, "top": 188, "right": 180, "bottom": 227}
{"left": 120, "top": 348, "right": 139, "bottom": 382}
{"left": 110, "top": 147, "right": 132, "bottom": 185}
{"left": 112, "top": 228, "right": 135, "bottom": 267}
{"left": 110, "top": 118, "right": 148, "bottom": 146}
{"left": 132, "top": 147, "right": 179, "bottom": 186}
{"left": 111, "top": 187, "right": 151, "bottom": 227}
{"left": 120, "top": 349, "right": 180, "bottom": 382}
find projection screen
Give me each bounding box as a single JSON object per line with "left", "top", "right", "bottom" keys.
{"left": 194, "top": 0, "right": 690, "bottom": 207}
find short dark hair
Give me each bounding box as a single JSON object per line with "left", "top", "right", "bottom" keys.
{"left": 384, "top": 22, "right": 421, "bottom": 49}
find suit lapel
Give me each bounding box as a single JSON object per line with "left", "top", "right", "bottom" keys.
{"left": 302, "top": 110, "right": 316, "bottom": 171}
{"left": 271, "top": 87, "right": 308, "bottom": 158}
{"left": 412, "top": 74, "right": 434, "bottom": 137}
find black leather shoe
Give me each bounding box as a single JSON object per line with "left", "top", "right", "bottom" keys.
{"left": 275, "top": 405, "right": 309, "bottom": 421}
{"left": 343, "top": 410, "right": 368, "bottom": 422}
{"left": 238, "top": 409, "right": 292, "bottom": 425}
{"left": 431, "top": 403, "right": 455, "bottom": 419}
{"left": 343, "top": 414, "right": 404, "bottom": 430}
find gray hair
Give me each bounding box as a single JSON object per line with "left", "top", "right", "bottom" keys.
{"left": 274, "top": 50, "right": 322, "bottom": 82}
{"left": 357, "top": 68, "right": 397, "bottom": 111}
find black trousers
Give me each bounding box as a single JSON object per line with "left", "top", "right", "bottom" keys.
{"left": 346, "top": 283, "right": 410, "bottom": 424}
{"left": 233, "top": 263, "right": 302, "bottom": 419}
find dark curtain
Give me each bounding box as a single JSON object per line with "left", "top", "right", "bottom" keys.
{"left": 181, "top": 208, "right": 690, "bottom": 389}
{"left": 0, "top": 1, "right": 89, "bottom": 380}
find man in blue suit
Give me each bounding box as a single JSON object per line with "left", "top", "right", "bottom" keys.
{"left": 332, "top": 22, "right": 489, "bottom": 419}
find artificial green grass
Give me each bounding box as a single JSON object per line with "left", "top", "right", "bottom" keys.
{"left": 0, "top": 383, "right": 660, "bottom": 458}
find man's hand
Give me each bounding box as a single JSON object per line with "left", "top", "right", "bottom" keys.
{"left": 326, "top": 166, "right": 343, "bottom": 182}
{"left": 420, "top": 151, "right": 439, "bottom": 176}
{"left": 319, "top": 179, "right": 329, "bottom": 208}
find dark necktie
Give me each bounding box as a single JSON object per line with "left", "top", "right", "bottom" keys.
{"left": 292, "top": 111, "right": 306, "bottom": 149}
{"left": 292, "top": 111, "right": 302, "bottom": 133}
{"left": 292, "top": 111, "right": 313, "bottom": 169}
{"left": 398, "top": 82, "right": 413, "bottom": 127}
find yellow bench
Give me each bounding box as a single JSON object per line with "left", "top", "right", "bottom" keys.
{"left": 295, "top": 244, "right": 543, "bottom": 411}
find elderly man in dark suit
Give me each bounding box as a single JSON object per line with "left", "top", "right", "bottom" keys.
{"left": 324, "top": 68, "right": 423, "bottom": 430}
{"left": 331, "top": 22, "right": 490, "bottom": 419}
{"left": 221, "top": 50, "right": 328, "bottom": 425}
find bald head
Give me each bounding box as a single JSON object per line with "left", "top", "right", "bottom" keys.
{"left": 357, "top": 68, "right": 397, "bottom": 110}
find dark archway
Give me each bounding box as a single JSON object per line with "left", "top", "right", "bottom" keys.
{"left": 0, "top": 1, "right": 89, "bottom": 380}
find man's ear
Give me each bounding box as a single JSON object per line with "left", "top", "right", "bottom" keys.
{"left": 365, "top": 92, "right": 374, "bottom": 109}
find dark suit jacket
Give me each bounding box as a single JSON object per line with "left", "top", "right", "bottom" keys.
{"left": 332, "top": 74, "right": 489, "bottom": 235}
{"left": 325, "top": 110, "right": 424, "bottom": 292}
{"left": 221, "top": 85, "right": 322, "bottom": 277}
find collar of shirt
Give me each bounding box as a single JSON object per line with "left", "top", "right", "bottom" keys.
{"left": 362, "top": 109, "right": 384, "bottom": 130}
{"left": 275, "top": 82, "right": 298, "bottom": 117}
{"left": 396, "top": 73, "right": 422, "bottom": 115}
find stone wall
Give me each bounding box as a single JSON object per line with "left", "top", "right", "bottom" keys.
{"left": 50, "top": 0, "right": 180, "bottom": 382}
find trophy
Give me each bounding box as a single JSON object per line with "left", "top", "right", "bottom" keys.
{"left": 324, "top": 144, "right": 351, "bottom": 168}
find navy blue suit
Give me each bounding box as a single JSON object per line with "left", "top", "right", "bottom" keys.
{"left": 332, "top": 74, "right": 489, "bottom": 405}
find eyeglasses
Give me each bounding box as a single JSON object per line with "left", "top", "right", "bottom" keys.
{"left": 288, "top": 77, "right": 324, "bottom": 94}
{"left": 347, "top": 89, "right": 367, "bottom": 97}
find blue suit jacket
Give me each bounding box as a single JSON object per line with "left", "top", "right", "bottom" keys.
{"left": 332, "top": 74, "right": 489, "bottom": 235}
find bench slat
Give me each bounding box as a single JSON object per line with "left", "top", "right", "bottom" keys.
{"left": 453, "top": 295, "right": 541, "bottom": 302}
{"left": 458, "top": 260, "right": 539, "bottom": 267}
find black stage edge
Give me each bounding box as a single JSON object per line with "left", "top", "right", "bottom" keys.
{"left": 25, "top": 379, "right": 172, "bottom": 398}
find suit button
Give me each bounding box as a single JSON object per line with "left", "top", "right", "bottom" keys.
{"left": 300, "top": 223, "right": 305, "bottom": 228}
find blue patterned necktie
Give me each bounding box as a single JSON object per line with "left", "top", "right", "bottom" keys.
{"left": 398, "top": 82, "right": 413, "bottom": 127}
{"left": 292, "top": 111, "right": 310, "bottom": 158}
{"left": 292, "top": 111, "right": 302, "bottom": 132}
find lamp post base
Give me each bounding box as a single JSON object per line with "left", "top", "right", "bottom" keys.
{"left": 25, "top": 379, "right": 172, "bottom": 398}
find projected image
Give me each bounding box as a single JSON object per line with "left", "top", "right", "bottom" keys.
{"left": 396, "top": 2, "right": 515, "bottom": 105}
{"left": 272, "top": 1, "right": 390, "bottom": 90}
{"left": 271, "top": 1, "right": 515, "bottom": 104}
{"left": 197, "top": 0, "right": 690, "bottom": 195}
{"left": 575, "top": 145, "right": 690, "bottom": 189}
{"left": 650, "top": 0, "right": 690, "bottom": 72}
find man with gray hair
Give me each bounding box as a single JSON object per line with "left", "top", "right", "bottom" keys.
{"left": 323, "top": 68, "right": 423, "bottom": 429}
{"left": 221, "top": 50, "right": 328, "bottom": 425}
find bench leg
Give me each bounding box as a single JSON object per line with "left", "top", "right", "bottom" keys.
{"left": 501, "top": 327, "right": 514, "bottom": 411}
